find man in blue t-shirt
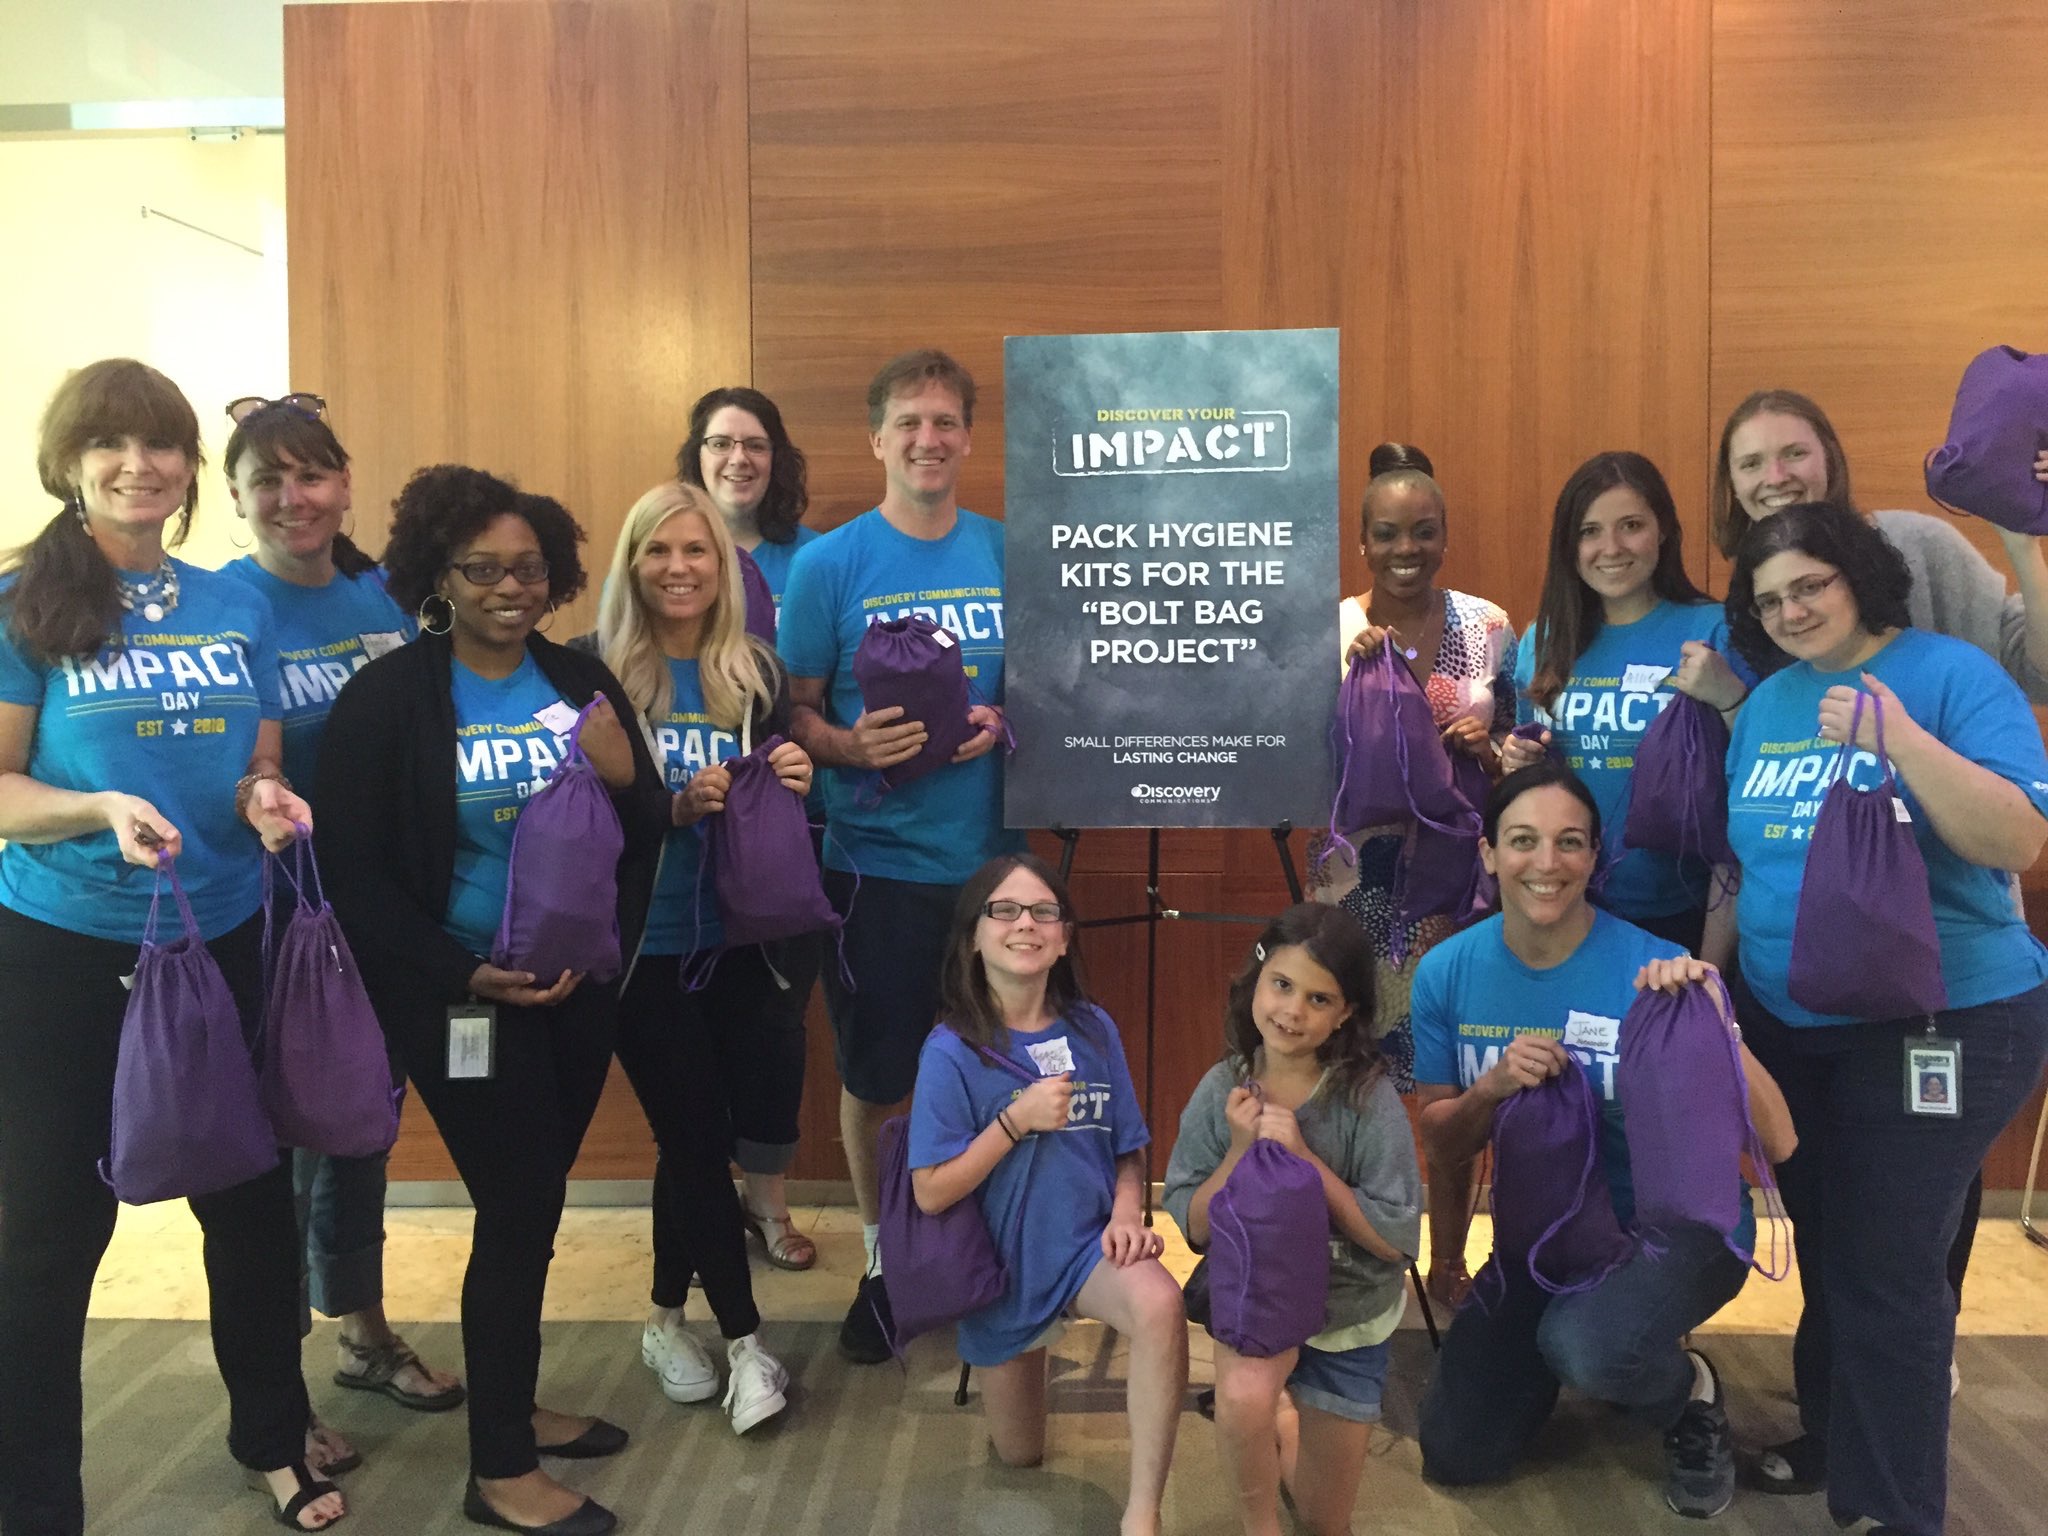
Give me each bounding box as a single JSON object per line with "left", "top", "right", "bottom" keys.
{"left": 776, "top": 348, "right": 1013, "bottom": 1364}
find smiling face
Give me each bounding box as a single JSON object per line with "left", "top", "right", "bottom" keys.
{"left": 1250, "top": 942, "right": 1353, "bottom": 1066}
{"left": 871, "top": 382, "right": 971, "bottom": 509}
{"left": 1727, "top": 410, "right": 1836, "bottom": 524}
{"left": 633, "top": 505, "right": 721, "bottom": 635}
{"left": 440, "top": 512, "right": 550, "bottom": 651}
{"left": 73, "top": 433, "right": 194, "bottom": 545}
{"left": 1361, "top": 479, "right": 1446, "bottom": 602}
{"left": 1750, "top": 549, "right": 1865, "bottom": 670}
{"left": 698, "top": 405, "right": 771, "bottom": 524}
{"left": 1482, "top": 783, "right": 1599, "bottom": 931}
{"left": 231, "top": 448, "right": 352, "bottom": 565}
{"left": 973, "top": 866, "right": 1071, "bottom": 988}
{"left": 1574, "top": 484, "right": 1663, "bottom": 616}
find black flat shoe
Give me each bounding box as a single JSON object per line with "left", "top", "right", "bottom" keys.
{"left": 464, "top": 1479, "right": 617, "bottom": 1535}
{"left": 534, "top": 1418, "right": 628, "bottom": 1459}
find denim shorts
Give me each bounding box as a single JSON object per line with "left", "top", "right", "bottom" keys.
{"left": 1288, "top": 1337, "right": 1391, "bottom": 1424}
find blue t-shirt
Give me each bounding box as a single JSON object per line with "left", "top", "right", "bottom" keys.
{"left": 219, "top": 557, "right": 412, "bottom": 788}
{"left": 1409, "top": 909, "right": 1750, "bottom": 1241}
{"left": 0, "top": 561, "right": 282, "bottom": 941}
{"left": 1514, "top": 600, "right": 1735, "bottom": 921}
{"left": 641, "top": 658, "right": 744, "bottom": 956}
{"left": 445, "top": 654, "right": 575, "bottom": 955}
{"left": 747, "top": 526, "right": 820, "bottom": 614}
{"left": 776, "top": 508, "right": 1013, "bottom": 884}
{"left": 907, "top": 1004, "right": 1149, "bottom": 1367}
{"left": 1726, "top": 626, "right": 2048, "bottom": 1026}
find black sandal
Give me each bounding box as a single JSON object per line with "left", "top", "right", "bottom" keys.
{"left": 246, "top": 1461, "right": 347, "bottom": 1530}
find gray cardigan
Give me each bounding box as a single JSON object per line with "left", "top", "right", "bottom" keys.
{"left": 1873, "top": 509, "right": 2048, "bottom": 703}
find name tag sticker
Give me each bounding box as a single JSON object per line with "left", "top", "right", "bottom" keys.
{"left": 1906, "top": 1037, "right": 1959, "bottom": 1117}
{"left": 1621, "top": 664, "right": 1673, "bottom": 694}
{"left": 533, "top": 700, "right": 581, "bottom": 737}
{"left": 447, "top": 1004, "right": 497, "bottom": 1080}
{"left": 1562, "top": 1010, "right": 1621, "bottom": 1054}
{"left": 1025, "top": 1036, "right": 1075, "bottom": 1076}
{"left": 359, "top": 630, "right": 406, "bottom": 661}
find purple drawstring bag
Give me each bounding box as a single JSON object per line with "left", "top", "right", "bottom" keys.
{"left": 702, "top": 733, "right": 839, "bottom": 948}
{"left": 1330, "top": 646, "right": 1468, "bottom": 837}
{"left": 1622, "top": 692, "right": 1734, "bottom": 868}
{"left": 492, "top": 698, "right": 626, "bottom": 984}
{"left": 876, "top": 1030, "right": 1039, "bottom": 1356}
{"left": 736, "top": 545, "right": 777, "bottom": 642}
{"left": 1474, "top": 1053, "right": 1630, "bottom": 1310}
{"left": 1618, "top": 972, "right": 1789, "bottom": 1277}
{"left": 1787, "top": 692, "right": 1947, "bottom": 1020}
{"left": 1923, "top": 345, "right": 2048, "bottom": 535}
{"left": 852, "top": 615, "right": 974, "bottom": 790}
{"left": 1205, "top": 1103, "right": 1331, "bottom": 1357}
{"left": 260, "top": 838, "right": 400, "bottom": 1159}
{"left": 104, "top": 860, "right": 280, "bottom": 1205}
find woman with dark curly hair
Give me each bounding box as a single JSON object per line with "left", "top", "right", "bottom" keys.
{"left": 675, "top": 386, "right": 817, "bottom": 607}
{"left": 314, "top": 465, "right": 667, "bottom": 1536}
{"left": 1721, "top": 502, "right": 2048, "bottom": 1535}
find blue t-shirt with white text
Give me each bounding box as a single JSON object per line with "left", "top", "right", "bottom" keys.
{"left": 747, "top": 526, "right": 820, "bottom": 616}
{"left": 641, "top": 657, "right": 744, "bottom": 955}
{"left": 0, "top": 561, "right": 281, "bottom": 941}
{"left": 220, "top": 556, "right": 411, "bottom": 788}
{"left": 776, "top": 508, "right": 1012, "bottom": 884}
{"left": 1726, "top": 626, "right": 2048, "bottom": 1026}
{"left": 445, "top": 654, "right": 573, "bottom": 955}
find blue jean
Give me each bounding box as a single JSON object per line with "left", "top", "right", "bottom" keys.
{"left": 293, "top": 1148, "right": 389, "bottom": 1329}
{"left": 1732, "top": 973, "right": 2048, "bottom": 1536}
{"left": 1418, "top": 1220, "right": 1748, "bottom": 1485}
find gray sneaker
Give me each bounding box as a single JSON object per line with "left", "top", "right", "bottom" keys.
{"left": 1664, "top": 1350, "right": 1734, "bottom": 1519}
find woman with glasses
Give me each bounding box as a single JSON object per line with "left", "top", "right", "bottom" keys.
{"left": 0, "top": 360, "right": 337, "bottom": 1533}
{"left": 595, "top": 482, "right": 811, "bottom": 1434}
{"left": 315, "top": 465, "right": 666, "bottom": 1536}
{"left": 218, "top": 396, "right": 463, "bottom": 1472}
{"left": 1721, "top": 502, "right": 2048, "bottom": 1536}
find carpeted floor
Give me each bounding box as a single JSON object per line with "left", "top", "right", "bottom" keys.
{"left": 81, "top": 1322, "right": 2048, "bottom": 1534}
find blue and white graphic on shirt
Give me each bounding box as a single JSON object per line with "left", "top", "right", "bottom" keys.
{"left": 220, "top": 556, "right": 411, "bottom": 787}
{"left": 746, "top": 525, "right": 820, "bottom": 612}
{"left": 642, "top": 657, "right": 743, "bottom": 956}
{"left": 0, "top": 561, "right": 280, "bottom": 942}
{"left": 1408, "top": 910, "right": 1758, "bottom": 1245}
{"left": 1726, "top": 627, "right": 2048, "bottom": 1027}
{"left": 776, "top": 508, "right": 1014, "bottom": 884}
{"left": 908, "top": 1005, "right": 1149, "bottom": 1367}
{"left": 1514, "top": 601, "right": 1736, "bottom": 920}
{"left": 444, "top": 654, "right": 574, "bottom": 955}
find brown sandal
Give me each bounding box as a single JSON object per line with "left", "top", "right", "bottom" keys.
{"left": 743, "top": 1209, "right": 817, "bottom": 1271}
{"left": 333, "top": 1333, "right": 466, "bottom": 1412}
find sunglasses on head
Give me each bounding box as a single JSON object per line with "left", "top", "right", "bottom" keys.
{"left": 226, "top": 393, "right": 327, "bottom": 425}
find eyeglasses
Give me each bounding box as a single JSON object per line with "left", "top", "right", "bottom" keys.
{"left": 449, "top": 557, "right": 550, "bottom": 586}
{"left": 982, "top": 899, "right": 1066, "bottom": 924}
{"left": 226, "top": 393, "right": 327, "bottom": 425}
{"left": 703, "top": 434, "right": 772, "bottom": 456}
{"left": 1751, "top": 571, "right": 1842, "bottom": 620}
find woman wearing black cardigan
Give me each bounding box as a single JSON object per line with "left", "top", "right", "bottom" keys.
{"left": 316, "top": 466, "right": 666, "bottom": 1536}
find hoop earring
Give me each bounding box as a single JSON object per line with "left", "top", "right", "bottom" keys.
{"left": 418, "top": 593, "right": 455, "bottom": 636}
{"left": 228, "top": 510, "right": 252, "bottom": 552}
{"left": 536, "top": 600, "right": 558, "bottom": 634}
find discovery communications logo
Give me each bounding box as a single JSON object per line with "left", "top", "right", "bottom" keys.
{"left": 1129, "top": 783, "right": 1222, "bottom": 804}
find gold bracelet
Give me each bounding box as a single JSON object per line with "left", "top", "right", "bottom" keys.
{"left": 234, "top": 769, "right": 290, "bottom": 820}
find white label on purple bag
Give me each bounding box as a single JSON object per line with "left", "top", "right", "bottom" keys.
{"left": 932, "top": 629, "right": 956, "bottom": 649}
{"left": 1893, "top": 797, "right": 1912, "bottom": 823}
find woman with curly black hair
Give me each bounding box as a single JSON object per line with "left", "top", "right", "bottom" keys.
{"left": 314, "top": 465, "right": 667, "bottom": 1536}
{"left": 1721, "top": 502, "right": 2048, "bottom": 1535}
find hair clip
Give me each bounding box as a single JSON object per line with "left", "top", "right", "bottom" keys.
{"left": 1254, "top": 942, "right": 1267, "bottom": 962}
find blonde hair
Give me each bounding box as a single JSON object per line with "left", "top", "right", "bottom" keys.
{"left": 598, "top": 482, "right": 774, "bottom": 730}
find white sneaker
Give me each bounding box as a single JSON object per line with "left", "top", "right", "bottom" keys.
{"left": 723, "top": 1334, "right": 788, "bottom": 1435}
{"left": 641, "top": 1318, "right": 719, "bottom": 1403}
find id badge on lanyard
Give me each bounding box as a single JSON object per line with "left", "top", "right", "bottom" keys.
{"left": 1905, "top": 1022, "right": 1959, "bottom": 1118}
{"left": 448, "top": 1002, "right": 498, "bottom": 1081}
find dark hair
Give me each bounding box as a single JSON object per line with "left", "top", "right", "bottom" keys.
{"left": 674, "top": 386, "right": 811, "bottom": 545}
{"left": 1711, "top": 389, "right": 1855, "bottom": 559}
{"left": 380, "top": 465, "right": 589, "bottom": 613}
{"left": 1483, "top": 761, "right": 1603, "bottom": 849}
{"left": 5, "top": 360, "right": 202, "bottom": 663}
{"left": 938, "top": 854, "right": 1090, "bottom": 1050}
{"left": 1357, "top": 468, "right": 1445, "bottom": 545}
{"left": 1724, "top": 501, "right": 1912, "bottom": 676}
{"left": 222, "top": 403, "right": 378, "bottom": 578}
{"left": 867, "top": 349, "right": 977, "bottom": 430}
{"left": 1367, "top": 441, "right": 1434, "bottom": 478}
{"left": 1221, "top": 904, "right": 1383, "bottom": 1107}
{"left": 1525, "top": 452, "right": 1709, "bottom": 712}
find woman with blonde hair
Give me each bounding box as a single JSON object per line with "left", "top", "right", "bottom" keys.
{"left": 596, "top": 482, "right": 813, "bottom": 1434}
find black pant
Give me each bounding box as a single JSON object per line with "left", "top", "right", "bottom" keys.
{"left": 615, "top": 950, "right": 784, "bottom": 1340}
{"left": 379, "top": 976, "right": 617, "bottom": 1480}
{"left": 0, "top": 905, "right": 309, "bottom": 1536}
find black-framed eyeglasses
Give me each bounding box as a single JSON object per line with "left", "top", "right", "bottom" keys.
{"left": 1751, "top": 571, "right": 1841, "bottom": 620}
{"left": 981, "top": 899, "right": 1065, "bottom": 924}
{"left": 226, "top": 393, "right": 327, "bottom": 425}
{"left": 702, "top": 434, "right": 772, "bottom": 456}
{"left": 449, "top": 557, "right": 550, "bottom": 587}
